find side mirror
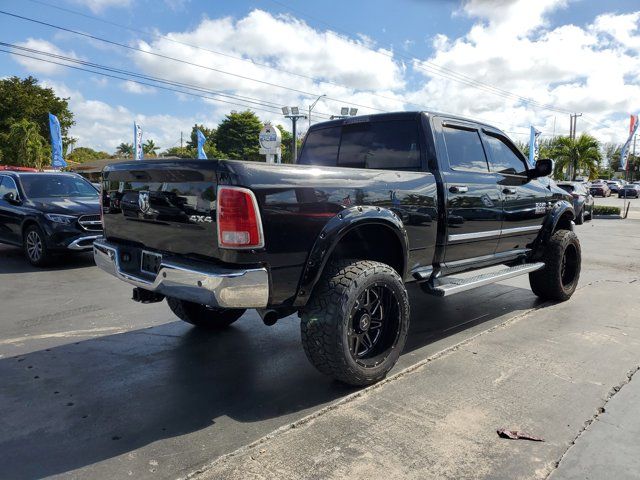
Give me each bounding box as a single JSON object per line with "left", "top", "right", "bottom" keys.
{"left": 3, "top": 192, "right": 20, "bottom": 204}
{"left": 530, "top": 159, "right": 553, "bottom": 179}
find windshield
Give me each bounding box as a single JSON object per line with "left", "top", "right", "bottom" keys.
{"left": 20, "top": 175, "right": 98, "bottom": 199}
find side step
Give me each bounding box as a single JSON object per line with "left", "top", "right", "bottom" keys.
{"left": 423, "top": 262, "right": 545, "bottom": 297}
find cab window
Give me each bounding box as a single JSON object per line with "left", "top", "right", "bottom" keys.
{"left": 483, "top": 133, "right": 528, "bottom": 176}
{"left": 442, "top": 125, "right": 490, "bottom": 173}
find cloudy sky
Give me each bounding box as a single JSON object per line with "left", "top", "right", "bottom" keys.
{"left": 1, "top": 0, "right": 639, "bottom": 153}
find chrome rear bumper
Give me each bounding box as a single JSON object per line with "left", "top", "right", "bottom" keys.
{"left": 93, "top": 238, "right": 269, "bottom": 308}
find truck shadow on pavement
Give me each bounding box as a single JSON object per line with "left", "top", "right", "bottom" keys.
{"left": 0, "top": 245, "right": 95, "bottom": 274}
{"left": 0, "top": 283, "right": 540, "bottom": 479}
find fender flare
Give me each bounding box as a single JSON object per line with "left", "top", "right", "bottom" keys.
{"left": 533, "top": 200, "right": 575, "bottom": 251}
{"left": 293, "top": 206, "right": 409, "bottom": 307}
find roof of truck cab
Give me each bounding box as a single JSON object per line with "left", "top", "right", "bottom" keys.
{"left": 308, "top": 110, "right": 506, "bottom": 134}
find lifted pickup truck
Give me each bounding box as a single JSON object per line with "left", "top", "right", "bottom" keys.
{"left": 95, "top": 111, "right": 579, "bottom": 386}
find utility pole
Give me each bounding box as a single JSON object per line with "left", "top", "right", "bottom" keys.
{"left": 568, "top": 113, "right": 582, "bottom": 180}
{"left": 180, "top": 131, "right": 183, "bottom": 151}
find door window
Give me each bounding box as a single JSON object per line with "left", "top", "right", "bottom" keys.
{"left": 442, "top": 126, "right": 490, "bottom": 173}
{"left": 0, "top": 176, "right": 19, "bottom": 198}
{"left": 484, "top": 134, "right": 528, "bottom": 176}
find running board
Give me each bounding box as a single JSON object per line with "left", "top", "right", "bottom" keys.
{"left": 423, "top": 262, "right": 545, "bottom": 297}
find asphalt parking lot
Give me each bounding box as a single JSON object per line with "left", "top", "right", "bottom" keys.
{"left": 1, "top": 214, "right": 639, "bottom": 479}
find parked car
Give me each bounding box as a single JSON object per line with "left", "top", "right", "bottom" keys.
{"left": 556, "top": 182, "right": 594, "bottom": 224}
{"left": 590, "top": 181, "right": 611, "bottom": 197}
{"left": 94, "top": 111, "right": 580, "bottom": 386}
{"left": 606, "top": 181, "right": 621, "bottom": 193}
{"left": 0, "top": 172, "right": 102, "bottom": 266}
{"left": 619, "top": 184, "right": 640, "bottom": 198}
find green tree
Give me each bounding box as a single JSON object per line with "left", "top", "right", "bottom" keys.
{"left": 215, "top": 110, "right": 263, "bottom": 161}
{"left": 551, "top": 134, "right": 602, "bottom": 180}
{"left": 116, "top": 142, "right": 133, "bottom": 158}
{"left": 67, "top": 146, "right": 110, "bottom": 164}
{"left": 143, "top": 139, "right": 159, "bottom": 157}
{"left": 186, "top": 124, "right": 216, "bottom": 149}
{"left": 4, "top": 119, "right": 50, "bottom": 170}
{"left": 0, "top": 76, "right": 74, "bottom": 161}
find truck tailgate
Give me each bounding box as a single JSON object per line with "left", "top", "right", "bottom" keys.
{"left": 101, "top": 160, "right": 219, "bottom": 258}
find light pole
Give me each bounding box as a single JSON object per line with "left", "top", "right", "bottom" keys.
{"left": 308, "top": 94, "right": 326, "bottom": 130}
{"left": 330, "top": 106, "right": 358, "bottom": 120}
{"left": 282, "top": 106, "right": 307, "bottom": 162}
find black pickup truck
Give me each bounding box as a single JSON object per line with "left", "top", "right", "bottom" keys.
{"left": 95, "top": 111, "right": 580, "bottom": 386}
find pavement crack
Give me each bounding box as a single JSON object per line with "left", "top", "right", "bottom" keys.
{"left": 546, "top": 364, "right": 640, "bottom": 479}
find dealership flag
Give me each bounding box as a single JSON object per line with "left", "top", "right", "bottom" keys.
{"left": 134, "top": 122, "right": 143, "bottom": 160}
{"left": 528, "top": 126, "right": 542, "bottom": 167}
{"left": 48, "top": 113, "right": 66, "bottom": 169}
{"left": 620, "top": 114, "right": 638, "bottom": 171}
{"left": 196, "top": 129, "right": 207, "bottom": 159}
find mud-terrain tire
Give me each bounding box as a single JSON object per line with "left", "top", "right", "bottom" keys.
{"left": 301, "top": 259, "right": 409, "bottom": 386}
{"left": 166, "top": 297, "right": 245, "bottom": 329}
{"left": 529, "top": 230, "right": 581, "bottom": 301}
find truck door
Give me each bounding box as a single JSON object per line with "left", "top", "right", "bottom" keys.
{"left": 480, "top": 129, "right": 550, "bottom": 254}
{"left": 437, "top": 121, "right": 502, "bottom": 262}
{"left": 0, "top": 176, "right": 23, "bottom": 245}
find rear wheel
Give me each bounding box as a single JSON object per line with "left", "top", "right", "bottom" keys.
{"left": 166, "top": 297, "right": 245, "bottom": 329}
{"left": 529, "top": 230, "right": 581, "bottom": 301}
{"left": 301, "top": 259, "right": 409, "bottom": 386}
{"left": 23, "top": 225, "right": 51, "bottom": 267}
{"left": 575, "top": 207, "right": 584, "bottom": 225}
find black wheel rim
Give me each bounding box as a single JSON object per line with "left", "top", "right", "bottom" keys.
{"left": 560, "top": 243, "right": 578, "bottom": 288}
{"left": 348, "top": 283, "right": 401, "bottom": 368}
{"left": 26, "top": 231, "right": 42, "bottom": 262}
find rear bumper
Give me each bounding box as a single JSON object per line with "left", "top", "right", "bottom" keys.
{"left": 93, "top": 238, "right": 269, "bottom": 308}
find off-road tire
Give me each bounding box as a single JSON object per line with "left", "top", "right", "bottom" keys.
{"left": 166, "top": 297, "right": 245, "bottom": 329}
{"left": 23, "top": 224, "right": 51, "bottom": 267}
{"left": 301, "top": 259, "right": 410, "bottom": 386}
{"left": 529, "top": 229, "right": 581, "bottom": 301}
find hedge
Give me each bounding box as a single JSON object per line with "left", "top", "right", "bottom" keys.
{"left": 593, "top": 205, "right": 621, "bottom": 216}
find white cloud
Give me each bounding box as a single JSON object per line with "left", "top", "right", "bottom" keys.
{"left": 411, "top": 0, "right": 640, "bottom": 143}
{"left": 42, "top": 80, "right": 200, "bottom": 153}
{"left": 121, "top": 81, "right": 156, "bottom": 95}
{"left": 67, "top": 0, "right": 131, "bottom": 14}
{"left": 11, "top": 38, "right": 80, "bottom": 75}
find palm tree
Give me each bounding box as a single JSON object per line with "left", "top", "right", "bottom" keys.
{"left": 551, "top": 134, "right": 601, "bottom": 180}
{"left": 143, "top": 139, "right": 159, "bottom": 157}
{"left": 116, "top": 142, "right": 133, "bottom": 158}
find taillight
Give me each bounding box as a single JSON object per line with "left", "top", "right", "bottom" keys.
{"left": 217, "top": 186, "right": 264, "bottom": 249}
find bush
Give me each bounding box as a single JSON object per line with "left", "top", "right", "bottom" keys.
{"left": 593, "top": 205, "right": 621, "bottom": 216}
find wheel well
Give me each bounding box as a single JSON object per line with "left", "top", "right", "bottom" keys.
{"left": 555, "top": 211, "right": 574, "bottom": 232}
{"left": 21, "top": 219, "right": 39, "bottom": 237}
{"left": 328, "top": 224, "right": 405, "bottom": 278}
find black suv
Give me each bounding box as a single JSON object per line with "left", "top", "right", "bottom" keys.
{"left": 0, "top": 171, "right": 102, "bottom": 266}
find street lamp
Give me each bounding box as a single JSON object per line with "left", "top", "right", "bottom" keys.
{"left": 282, "top": 106, "right": 307, "bottom": 162}
{"left": 308, "top": 94, "right": 326, "bottom": 130}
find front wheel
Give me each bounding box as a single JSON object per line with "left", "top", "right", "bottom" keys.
{"left": 575, "top": 207, "right": 584, "bottom": 225}
{"left": 529, "top": 230, "right": 581, "bottom": 301}
{"left": 23, "top": 224, "right": 51, "bottom": 267}
{"left": 166, "top": 297, "right": 245, "bottom": 329}
{"left": 301, "top": 259, "right": 410, "bottom": 386}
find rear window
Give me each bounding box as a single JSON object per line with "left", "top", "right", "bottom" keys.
{"left": 298, "top": 120, "right": 421, "bottom": 170}
{"left": 298, "top": 127, "right": 341, "bottom": 166}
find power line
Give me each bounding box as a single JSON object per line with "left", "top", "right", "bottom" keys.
{"left": 264, "top": 0, "right": 576, "bottom": 116}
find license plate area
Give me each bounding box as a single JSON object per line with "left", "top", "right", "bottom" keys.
{"left": 140, "top": 250, "right": 162, "bottom": 276}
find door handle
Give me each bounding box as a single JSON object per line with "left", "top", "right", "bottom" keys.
{"left": 502, "top": 187, "right": 517, "bottom": 195}
{"left": 449, "top": 185, "right": 468, "bottom": 194}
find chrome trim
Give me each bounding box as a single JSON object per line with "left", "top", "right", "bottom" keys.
{"left": 430, "top": 262, "right": 545, "bottom": 297}
{"left": 448, "top": 224, "right": 541, "bottom": 242}
{"left": 68, "top": 235, "right": 101, "bottom": 250}
{"left": 93, "top": 238, "right": 269, "bottom": 308}
{"left": 78, "top": 214, "right": 103, "bottom": 232}
{"left": 442, "top": 248, "right": 531, "bottom": 269}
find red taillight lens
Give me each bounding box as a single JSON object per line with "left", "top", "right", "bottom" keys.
{"left": 217, "top": 186, "right": 264, "bottom": 249}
